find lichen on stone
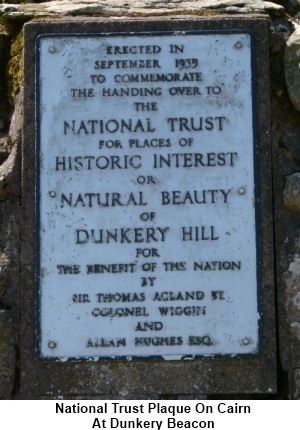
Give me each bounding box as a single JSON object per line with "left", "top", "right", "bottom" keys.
{"left": 283, "top": 172, "right": 300, "bottom": 213}
{"left": 285, "top": 25, "right": 300, "bottom": 111}
{"left": 6, "top": 28, "right": 23, "bottom": 104}
{"left": 0, "top": 0, "right": 286, "bottom": 21}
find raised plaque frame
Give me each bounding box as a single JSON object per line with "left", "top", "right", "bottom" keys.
{"left": 22, "top": 16, "right": 276, "bottom": 397}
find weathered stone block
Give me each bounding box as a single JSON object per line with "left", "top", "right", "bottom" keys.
{"left": 0, "top": 0, "right": 285, "bottom": 22}
{"left": 289, "top": 368, "right": 300, "bottom": 399}
{"left": 0, "top": 252, "right": 10, "bottom": 302}
{"left": 0, "top": 32, "right": 9, "bottom": 132}
{"left": 0, "top": 136, "right": 10, "bottom": 165}
{"left": 178, "top": 395, "right": 207, "bottom": 400}
{"left": 0, "top": 87, "right": 21, "bottom": 201}
{"left": 277, "top": 228, "right": 300, "bottom": 371}
{"left": 283, "top": 172, "right": 300, "bottom": 213}
{"left": 0, "top": 311, "right": 15, "bottom": 399}
{"left": 284, "top": 252, "right": 300, "bottom": 347}
{"left": 279, "top": 128, "right": 300, "bottom": 165}
{"left": 285, "top": 25, "right": 300, "bottom": 111}
{"left": 0, "top": 195, "right": 21, "bottom": 398}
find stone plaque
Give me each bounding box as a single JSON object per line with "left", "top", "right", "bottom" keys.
{"left": 36, "top": 30, "right": 260, "bottom": 360}
{"left": 23, "top": 18, "right": 276, "bottom": 397}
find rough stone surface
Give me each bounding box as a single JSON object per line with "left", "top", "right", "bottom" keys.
{"left": 0, "top": 87, "right": 21, "bottom": 201}
{"left": 285, "top": 25, "right": 300, "bottom": 112}
{"left": 278, "top": 128, "right": 300, "bottom": 164}
{"left": 0, "top": 158, "right": 21, "bottom": 398}
{"left": 178, "top": 395, "right": 207, "bottom": 400}
{"left": 289, "top": 368, "right": 300, "bottom": 399}
{"left": 283, "top": 173, "right": 300, "bottom": 213}
{"left": 7, "top": 30, "right": 24, "bottom": 108}
{"left": 271, "top": 22, "right": 300, "bottom": 390}
{"left": 0, "top": 311, "right": 15, "bottom": 399}
{"left": 0, "top": 136, "right": 10, "bottom": 164}
{"left": 271, "top": 14, "right": 300, "bottom": 379}
{"left": 0, "top": 0, "right": 284, "bottom": 21}
{"left": 0, "top": 203, "right": 20, "bottom": 307}
{"left": 285, "top": 251, "right": 300, "bottom": 344}
{"left": 0, "top": 252, "right": 10, "bottom": 302}
{"left": 0, "top": 32, "right": 9, "bottom": 133}
{"left": 276, "top": 227, "right": 300, "bottom": 370}
{"left": 0, "top": 203, "right": 20, "bottom": 399}
{"left": 0, "top": 89, "right": 22, "bottom": 398}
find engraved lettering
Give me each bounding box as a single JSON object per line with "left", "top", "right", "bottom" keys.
{"left": 87, "top": 338, "right": 126, "bottom": 347}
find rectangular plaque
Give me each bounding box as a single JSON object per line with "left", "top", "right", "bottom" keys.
{"left": 36, "top": 30, "right": 260, "bottom": 360}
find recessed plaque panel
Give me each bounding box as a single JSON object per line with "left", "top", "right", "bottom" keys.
{"left": 36, "top": 31, "right": 259, "bottom": 360}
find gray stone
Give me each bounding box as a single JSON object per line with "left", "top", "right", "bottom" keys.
{"left": 289, "top": 369, "right": 300, "bottom": 399}
{"left": 0, "top": 0, "right": 285, "bottom": 21}
{"left": 277, "top": 228, "right": 300, "bottom": 371}
{"left": 283, "top": 251, "right": 300, "bottom": 359}
{"left": 0, "top": 137, "right": 10, "bottom": 164}
{"left": 0, "top": 199, "right": 21, "bottom": 399}
{"left": 178, "top": 394, "right": 207, "bottom": 399}
{"left": 270, "top": 19, "right": 293, "bottom": 55}
{"left": 285, "top": 25, "right": 300, "bottom": 111}
{"left": 0, "top": 311, "right": 15, "bottom": 399}
{"left": 0, "top": 87, "right": 21, "bottom": 201}
{"left": 0, "top": 92, "right": 22, "bottom": 397}
{"left": 278, "top": 128, "right": 300, "bottom": 164}
{"left": 0, "top": 252, "right": 10, "bottom": 301}
{"left": 0, "top": 32, "right": 9, "bottom": 133}
{"left": 283, "top": 172, "right": 300, "bottom": 213}
{"left": 0, "top": 203, "right": 21, "bottom": 310}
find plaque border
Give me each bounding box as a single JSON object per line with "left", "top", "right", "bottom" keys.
{"left": 35, "top": 29, "right": 262, "bottom": 362}
{"left": 22, "top": 17, "right": 276, "bottom": 397}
